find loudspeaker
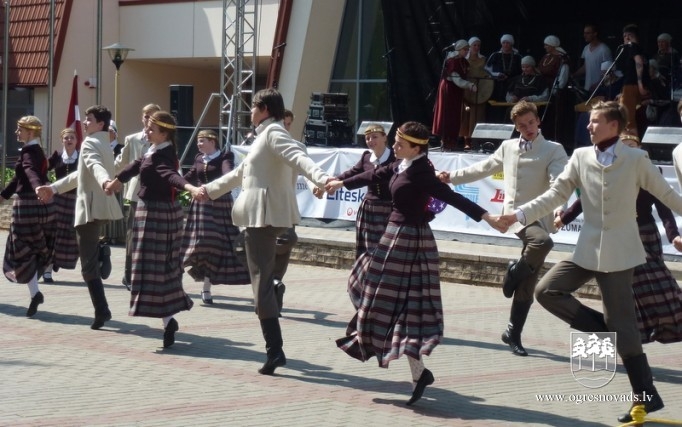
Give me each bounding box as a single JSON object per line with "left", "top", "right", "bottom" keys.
{"left": 170, "top": 85, "right": 193, "bottom": 126}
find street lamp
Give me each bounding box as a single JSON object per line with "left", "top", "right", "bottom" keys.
{"left": 102, "top": 42, "right": 134, "bottom": 123}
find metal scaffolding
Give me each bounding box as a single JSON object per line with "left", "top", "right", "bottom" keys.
{"left": 220, "top": 0, "right": 258, "bottom": 148}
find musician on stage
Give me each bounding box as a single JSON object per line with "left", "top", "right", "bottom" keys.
{"left": 461, "top": 36, "right": 490, "bottom": 149}
{"left": 538, "top": 35, "right": 572, "bottom": 151}
{"left": 486, "top": 34, "right": 522, "bottom": 123}
{"left": 432, "top": 39, "right": 477, "bottom": 151}
{"left": 506, "top": 56, "right": 548, "bottom": 103}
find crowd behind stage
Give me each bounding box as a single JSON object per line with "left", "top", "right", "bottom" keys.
{"left": 432, "top": 23, "right": 682, "bottom": 154}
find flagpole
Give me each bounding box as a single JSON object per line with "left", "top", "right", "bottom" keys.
{"left": 1, "top": 1, "right": 10, "bottom": 188}
{"left": 46, "top": 0, "right": 55, "bottom": 152}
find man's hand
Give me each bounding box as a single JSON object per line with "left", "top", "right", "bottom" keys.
{"left": 437, "top": 171, "right": 452, "bottom": 184}
{"left": 35, "top": 186, "right": 55, "bottom": 203}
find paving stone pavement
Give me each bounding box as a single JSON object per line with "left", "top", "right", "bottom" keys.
{"left": 1, "top": 228, "right": 681, "bottom": 427}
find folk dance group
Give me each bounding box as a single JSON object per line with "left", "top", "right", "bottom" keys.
{"left": 4, "top": 89, "right": 682, "bottom": 420}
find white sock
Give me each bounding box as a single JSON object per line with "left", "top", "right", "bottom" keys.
{"left": 203, "top": 277, "right": 212, "bottom": 293}
{"left": 162, "top": 316, "right": 173, "bottom": 328}
{"left": 27, "top": 273, "right": 40, "bottom": 297}
{"left": 407, "top": 356, "right": 425, "bottom": 387}
{"left": 44, "top": 264, "right": 53, "bottom": 274}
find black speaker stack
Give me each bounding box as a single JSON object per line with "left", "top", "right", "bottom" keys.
{"left": 304, "top": 92, "right": 354, "bottom": 146}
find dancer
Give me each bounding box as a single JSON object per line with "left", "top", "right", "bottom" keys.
{"left": 193, "top": 88, "right": 332, "bottom": 375}
{"left": 1, "top": 116, "right": 55, "bottom": 317}
{"left": 107, "top": 111, "right": 199, "bottom": 347}
{"left": 115, "top": 103, "right": 161, "bottom": 290}
{"left": 37, "top": 106, "right": 123, "bottom": 329}
{"left": 556, "top": 133, "right": 682, "bottom": 344}
{"left": 327, "top": 121, "right": 507, "bottom": 406}
{"left": 42, "top": 128, "right": 80, "bottom": 283}
{"left": 181, "top": 129, "right": 250, "bottom": 305}
{"left": 438, "top": 100, "right": 568, "bottom": 357}
{"left": 498, "top": 101, "right": 681, "bottom": 421}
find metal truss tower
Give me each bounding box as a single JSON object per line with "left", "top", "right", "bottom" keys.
{"left": 220, "top": 0, "right": 258, "bottom": 147}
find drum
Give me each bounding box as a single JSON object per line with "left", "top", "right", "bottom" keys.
{"left": 464, "top": 76, "right": 494, "bottom": 105}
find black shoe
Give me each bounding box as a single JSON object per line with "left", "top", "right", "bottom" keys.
{"left": 42, "top": 272, "right": 54, "bottom": 283}
{"left": 121, "top": 277, "right": 131, "bottom": 291}
{"left": 91, "top": 310, "right": 112, "bottom": 330}
{"left": 617, "top": 392, "right": 664, "bottom": 422}
{"left": 201, "top": 291, "right": 213, "bottom": 305}
{"left": 163, "top": 318, "right": 179, "bottom": 348}
{"left": 26, "top": 292, "right": 44, "bottom": 317}
{"left": 406, "top": 369, "right": 434, "bottom": 406}
{"left": 501, "top": 328, "right": 528, "bottom": 356}
{"left": 258, "top": 350, "right": 286, "bottom": 375}
{"left": 99, "top": 245, "right": 112, "bottom": 280}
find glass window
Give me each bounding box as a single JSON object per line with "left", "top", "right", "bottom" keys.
{"left": 329, "top": 0, "right": 389, "bottom": 135}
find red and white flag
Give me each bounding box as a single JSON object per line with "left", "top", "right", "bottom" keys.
{"left": 67, "top": 71, "right": 83, "bottom": 148}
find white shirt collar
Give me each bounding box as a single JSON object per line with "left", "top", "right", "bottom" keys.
{"left": 369, "top": 148, "right": 391, "bottom": 165}
{"left": 593, "top": 142, "right": 618, "bottom": 166}
{"left": 20, "top": 138, "right": 40, "bottom": 150}
{"left": 398, "top": 153, "right": 425, "bottom": 173}
{"left": 110, "top": 139, "right": 118, "bottom": 150}
{"left": 144, "top": 141, "right": 171, "bottom": 158}
{"left": 202, "top": 150, "right": 221, "bottom": 163}
{"left": 61, "top": 149, "right": 78, "bottom": 164}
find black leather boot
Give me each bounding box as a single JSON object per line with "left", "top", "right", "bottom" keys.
{"left": 501, "top": 300, "right": 532, "bottom": 356}
{"left": 569, "top": 305, "right": 608, "bottom": 333}
{"left": 618, "top": 353, "right": 664, "bottom": 422}
{"left": 502, "top": 259, "right": 534, "bottom": 298}
{"left": 87, "top": 279, "right": 112, "bottom": 330}
{"left": 99, "top": 243, "right": 112, "bottom": 280}
{"left": 274, "top": 279, "right": 286, "bottom": 317}
{"left": 258, "top": 317, "right": 286, "bottom": 375}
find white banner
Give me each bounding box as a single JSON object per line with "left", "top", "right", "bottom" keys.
{"left": 230, "top": 146, "right": 682, "bottom": 256}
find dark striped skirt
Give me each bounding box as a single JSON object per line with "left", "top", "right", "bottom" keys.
{"left": 181, "top": 193, "right": 250, "bottom": 285}
{"left": 337, "top": 222, "right": 443, "bottom": 368}
{"left": 101, "top": 192, "right": 126, "bottom": 244}
{"left": 129, "top": 199, "right": 193, "bottom": 318}
{"left": 3, "top": 196, "right": 56, "bottom": 283}
{"left": 354, "top": 198, "right": 392, "bottom": 260}
{"left": 52, "top": 192, "right": 78, "bottom": 270}
{"left": 633, "top": 222, "right": 682, "bottom": 343}
{"left": 348, "top": 199, "right": 392, "bottom": 308}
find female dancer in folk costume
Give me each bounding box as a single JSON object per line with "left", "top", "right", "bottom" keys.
{"left": 556, "top": 133, "right": 682, "bottom": 343}
{"left": 1, "top": 116, "right": 55, "bottom": 316}
{"left": 42, "top": 128, "right": 80, "bottom": 283}
{"left": 326, "top": 121, "right": 506, "bottom": 405}
{"left": 181, "top": 129, "right": 250, "bottom": 305}
{"left": 334, "top": 123, "right": 394, "bottom": 262}
{"left": 108, "top": 111, "right": 201, "bottom": 347}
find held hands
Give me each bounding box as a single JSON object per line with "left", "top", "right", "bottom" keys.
{"left": 188, "top": 185, "right": 209, "bottom": 201}
{"left": 553, "top": 209, "right": 564, "bottom": 230}
{"left": 437, "top": 171, "right": 451, "bottom": 184}
{"left": 482, "top": 213, "right": 509, "bottom": 233}
{"left": 498, "top": 213, "right": 519, "bottom": 228}
{"left": 325, "top": 179, "right": 343, "bottom": 195}
{"left": 673, "top": 236, "right": 682, "bottom": 253}
{"left": 103, "top": 179, "right": 122, "bottom": 196}
{"left": 35, "top": 186, "right": 54, "bottom": 203}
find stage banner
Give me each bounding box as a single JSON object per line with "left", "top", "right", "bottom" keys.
{"left": 229, "top": 146, "right": 682, "bottom": 256}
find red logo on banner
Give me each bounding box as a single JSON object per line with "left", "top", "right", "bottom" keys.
{"left": 490, "top": 189, "right": 505, "bottom": 203}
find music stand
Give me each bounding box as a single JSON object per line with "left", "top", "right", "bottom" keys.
{"left": 641, "top": 126, "right": 682, "bottom": 164}
{"left": 471, "top": 123, "right": 516, "bottom": 153}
